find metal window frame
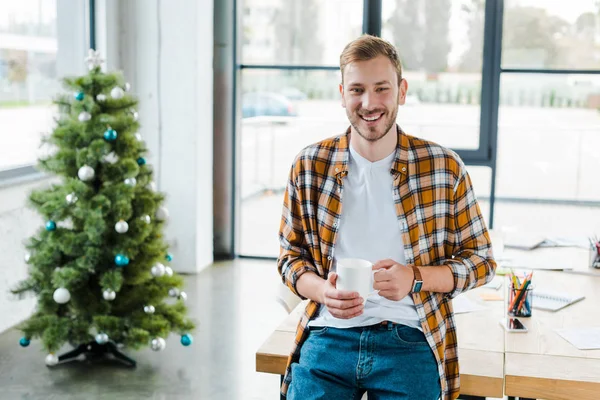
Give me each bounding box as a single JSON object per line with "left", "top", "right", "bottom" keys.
{"left": 0, "top": 0, "right": 94, "bottom": 186}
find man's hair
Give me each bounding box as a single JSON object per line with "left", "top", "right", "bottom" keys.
{"left": 339, "top": 34, "right": 403, "bottom": 85}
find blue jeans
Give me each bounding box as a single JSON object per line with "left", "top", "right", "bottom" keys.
{"left": 288, "top": 322, "right": 441, "bottom": 400}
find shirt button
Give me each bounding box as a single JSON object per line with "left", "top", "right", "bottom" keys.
{"left": 333, "top": 222, "right": 337, "bottom": 227}
{"left": 335, "top": 168, "right": 340, "bottom": 172}
{"left": 327, "top": 256, "right": 332, "bottom": 261}
{"left": 402, "top": 167, "right": 407, "bottom": 172}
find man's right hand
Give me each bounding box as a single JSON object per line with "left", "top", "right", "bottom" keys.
{"left": 320, "top": 272, "right": 364, "bottom": 319}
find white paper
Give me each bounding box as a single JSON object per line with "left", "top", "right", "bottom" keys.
{"left": 453, "top": 295, "right": 487, "bottom": 314}
{"left": 482, "top": 276, "right": 503, "bottom": 290}
{"left": 555, "top": 327, "right": 600, "bottom": 350}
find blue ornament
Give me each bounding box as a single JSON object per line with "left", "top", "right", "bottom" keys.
{"left": 137, "top": 157, "right": 146, "bottom": 166}
{"left": 74, "top": 91, "right": 84, "bottom": 101}
{"left": 104, "top": 128, "right": 118, "bottom": 141}
{"left": 45, "top": 220, "right": 56, "bottom": 231}
{"left": 180, "top": 334, "right": 193, "bottom": 346}
{"left": 19, "top": 337, "right": 30, "bottom": 347}
{"left": 115, "top": 254, "right": 129, "bottom": 267}
{"left": 165, "top": 253, "right": 173, "bottom": 262}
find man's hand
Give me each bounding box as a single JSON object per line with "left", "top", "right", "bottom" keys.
{"left": 372, "top": 259, "right": 414, "bottom": 301}
{"left": 320, "top": 273, "right": 364, "bottom": 319}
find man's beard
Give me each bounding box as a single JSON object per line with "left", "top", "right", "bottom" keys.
{"left": 348, "top": 106, "right": 398, "bottom": 142}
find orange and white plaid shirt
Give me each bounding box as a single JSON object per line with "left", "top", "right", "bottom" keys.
{"left": 277, "top": 126, "right": 496, "bottom": 400}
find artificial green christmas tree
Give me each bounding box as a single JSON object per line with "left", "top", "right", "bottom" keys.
{"left": 11, "top": 50, "right": 194, "bottom": 367}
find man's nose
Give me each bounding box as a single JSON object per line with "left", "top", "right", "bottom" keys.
{"left": 361, "top": 92, "right": 374, "bottom": 111}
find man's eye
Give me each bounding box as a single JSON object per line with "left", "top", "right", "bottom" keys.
{"left": 377, "top": 88, "right": 388, "bottom": 92}
{"left": 350, "top": 88, "right": 363, "bottom": 93}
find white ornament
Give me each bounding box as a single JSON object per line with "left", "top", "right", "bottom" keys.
{"left": 155, "top": 207, "right": 169, "bottom": 221}
{"left": 45, "top": 353, "right": 59, "bottom": 366}
{"left": 168, "top": 288, "right": 180, "bottom": 297}
{"left": 179, "top": 292, "right": 187, "bottom": 302}
{"left": 78, "top": 165, "right": 95, "bottom": 181}
{"left": 147, "top": 181, "right": 157, "bottom": 192}
{"left": 53, "top": 288, "right": 71, "bottom": 304}
{"left": 141, "top": 215, "right": 151, "bottom": 224}
{"left": 102, "top": 151, "right": 119, "bottom": 164}
{"left": 164, "top": 266, "right": 173, "bottom": 277}
{"left": 151, "top": 337, "right": 166, "bottom": 351}
{"left": 135, "top": 133, "right": 142, "bottom": 141}
{"left": 103, "top": 289, "right": 116, "bottom": 301}
{"left": 96, "top": 94, "right": 106, "bottom": 101}
{"left": 124, "top": 83, "right": 131, "bottom": 92}
{"left": 95, "top": 333, "right": 109, "bottom": 345}
{"left": 85, "top": 49, "right": 104, "bottom": 70}
{"left": 24, "top": 252, "right": 31, "bottom": 263}
{"left": 115, "top": 220, "right": 129, "bottom": 234}
{"left": 131, "top": 109, "right": 139, "bottom": 121}
{"left": 144, "top": 305, "right": 155, "bottom": 314}
{"left": 124, "top": 177, "right": 137, "bottom": 187}
{"left": 111, "top": 87, "right": 125, "bottom": 99}
{"left": 78, "top": 111, "right": 91, "bottom": 122}
{"left": 151, "top": 263, "right": 166, "bottom": 277}
{"left": 66, "top": 193, "right": 78, "bottom": 204}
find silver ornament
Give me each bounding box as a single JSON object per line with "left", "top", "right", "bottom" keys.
{"left": 151, "top": 337, "right": 166, "bottom": 351}
{"left": 115, "top": 220, "right": 129, "bottom": 234}
{"left": 147, "top": 181, "right": 157, "bottom": 192}
{"left": 151, "top": 263, "right": 166, "bottom": 277}
{"left": 168, "top": 288, "right": 180, "bottom": 297}
{"left": 131, "top": 109, "right": 139, "bottom": 121}
{"left": 103, "top": 289, "right": 116, "bottom": 301}
{"left": 24, "top": 252, "right": 31, "bottom": 263}
{"left": 135, "top": 133, "right": 142, "bottom": 141}
{"left": 124, "top": 177, "right": 137, "bottom": 187}
{"left": 78, "top": 111, "right": 91, "bottom": 122}
{"left": 155, "top": 207, "right": 169, "bottom": 222}
{"left": 124, "top": 82, "right": 131, "bottom": 92}
{"left": 179, "top": 292, "right": 187, "bottom": 302}
{"left": 95, "top": 333, "right": 109, "bottom": 345}
{"left": 45, "top": 353, "right": 59, "bottom": 366}
{"left": 102, "top": 151, "right": 119, "bottom": 164}
{"left": 164, "top": 266, "right": 173, "bottom": 277}
{"left": 78, "top": 165, "right": 95, "bottom": 181}
{"left": 85, "top": 49, "right": 104, "bottom": 70}
{"left": 66, "top": 193, "right": 78, "bottom": 204}
{"left": 141, "top": 215, "right": 151, "bottom": 224}
{"left": 53, "top": 288, "right": 71, "bottom": 304}
{"left": 96, "top": 94, "right": 107, "bottom": 101}
{"left": 111, "top": 86, "right": 125, "bottom": 99}
{"left": 144, "top": 305, "right": 155, "bottom": 314}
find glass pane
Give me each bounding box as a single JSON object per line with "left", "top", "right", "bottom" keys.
{"left": 381, "top": 0, "right": 486, "bottom": 150}
{"left": 503, "top": 0, "right": 600, "bottom": 69}
{"left": 239, "top": 69, "right": 346, "bottom": 257}
{"left": 465, "top": 165, "right": 492, "bottom": 227}
{"left": 241, "top": 0, "right": 363, "bottom": 65}
{"left": 0, "top": 0, "right": 60, "bottom": 172}
{"left": 495, "top": 73, "right": 600, "bottom": 234}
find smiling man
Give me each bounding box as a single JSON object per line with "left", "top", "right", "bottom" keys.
{"left": 277, "top": 34, "right": 496, "bottom": 400}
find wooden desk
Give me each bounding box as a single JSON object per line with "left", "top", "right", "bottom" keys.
{"left": 256, "top": 285, "right": 505, "bottom": 398}
{"left": 504, "top": 270, "right": 600, "bottom": 400}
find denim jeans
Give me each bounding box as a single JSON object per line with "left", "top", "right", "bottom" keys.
{"left": 287, "top": 322, "right": 441, "bottom": 400}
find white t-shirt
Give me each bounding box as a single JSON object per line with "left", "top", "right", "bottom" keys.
{"left": 309, "top": 144, "right": 421, "bottom": 330}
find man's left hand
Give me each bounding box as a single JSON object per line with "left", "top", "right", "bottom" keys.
{"left": 372, "top": 259, "right": 414, "bottom": 301}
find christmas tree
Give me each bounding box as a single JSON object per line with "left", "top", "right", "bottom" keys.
{"left": 10, "top": 50, "right": 195, "bottom": 367}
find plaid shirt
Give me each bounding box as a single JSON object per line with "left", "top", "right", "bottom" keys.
{"left": 277, "top": 126, "right": 496, "bottom": 400}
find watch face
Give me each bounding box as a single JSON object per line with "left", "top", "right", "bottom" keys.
{"left": 413, "top": 281, "right": 423, "bottom": 292}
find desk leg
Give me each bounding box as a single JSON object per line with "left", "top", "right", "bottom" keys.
{"left": 280, "top": 375, "right": 284, "bottom": 400}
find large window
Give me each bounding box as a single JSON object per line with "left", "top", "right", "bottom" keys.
{"left": 0, "top": 1, "right": 88, "bottom": 174}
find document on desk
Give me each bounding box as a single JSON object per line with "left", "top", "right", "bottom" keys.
{"left": 555, "top": 327, "right": 600, "bottom": 350}
{"left": 504, "top": 247, "right": 589, "bottom": 271}
{"left": 452, "top": 295, "right": 487, "bottom": 314}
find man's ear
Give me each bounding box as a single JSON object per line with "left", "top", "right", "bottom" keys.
{"left": 339, "top": 83, "right": 346, "bottom": 108}
{"left": 397, "top": 78, "right": 408, "bottom": 106}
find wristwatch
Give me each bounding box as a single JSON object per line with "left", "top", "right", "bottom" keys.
{"left": 410, "top": 265, "right": 423, "bottom": 293}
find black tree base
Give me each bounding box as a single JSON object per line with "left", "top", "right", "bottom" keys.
{"left": 55, "top": 341, "right": 136, "bottom": 367}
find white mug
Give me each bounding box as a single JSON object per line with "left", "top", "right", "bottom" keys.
{"left": 335, "top": 258, "right": 379, "bottom": 304}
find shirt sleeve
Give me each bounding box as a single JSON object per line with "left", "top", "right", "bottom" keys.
{"left": 444, "top": 166, "right": 497, "bottom": 299}
{"left": 277, "top": 162, "right": 319, "bottom": 300}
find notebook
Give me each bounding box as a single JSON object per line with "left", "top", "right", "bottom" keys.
{"left": 532, "top": 290, "right": 585, "bottom": 311}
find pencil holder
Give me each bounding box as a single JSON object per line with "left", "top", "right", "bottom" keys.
{"left": 590, "top": 248, "right": 600, "bottom": 269}
{"left": 508, "top": 282, "right": 534, "bottom": 318}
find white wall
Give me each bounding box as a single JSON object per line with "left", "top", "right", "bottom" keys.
{"left": 97, "top": 0, "right": 214, "bottom": 273}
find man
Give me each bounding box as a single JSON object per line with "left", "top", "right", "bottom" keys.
{"left": 277, "top": 34, "right": 496, "bottom": 400}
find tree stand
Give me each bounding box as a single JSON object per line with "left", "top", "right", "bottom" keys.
{"left": 55, "top": 341, "right": 136, "bottom": 367}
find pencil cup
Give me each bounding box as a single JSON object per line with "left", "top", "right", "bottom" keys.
{"left": 508, "top": 283, "right": 534, "bottom": 318}
{"left": 589, "top": 248, "right": 600, "bottom": 269}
